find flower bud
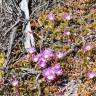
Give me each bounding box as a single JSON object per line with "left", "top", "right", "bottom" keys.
{"left": 26, "top": 47, "right": 36, "bottom": 54}
{"left": 64, "top": 13, "right": 72, "bottom": 20}
{"left": 11, "top": 80, "right": 18, "bottom": 87}
{"left": 48, "top": 13, "right": 55, "bottom": 21}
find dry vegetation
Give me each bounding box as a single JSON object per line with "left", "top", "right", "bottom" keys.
{"left": 0, "top": 0, "right": 96, "bottom": 96}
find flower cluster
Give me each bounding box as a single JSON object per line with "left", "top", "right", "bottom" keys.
{"left": 26, "top": 47, "right": 64, "bottom": 81}
{"left": 42, "top": 63, "right": 63, "bottom": 81}
{"left": 31, "top": 48, "right": 54, "bottom": 69}
{"left": 30, "top": 47, "right": 65, "bottom": 68}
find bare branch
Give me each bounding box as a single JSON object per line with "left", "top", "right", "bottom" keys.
{"left": 20, "top": 0, "right": 35, "bottom": 48}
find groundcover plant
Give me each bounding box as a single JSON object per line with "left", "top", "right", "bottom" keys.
{"left": 0, "top": 0, "right": 96, "bottom": 96}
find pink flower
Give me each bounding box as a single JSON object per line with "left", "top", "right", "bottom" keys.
{"left": 38, "top": 62, "right": 47, "bottom": 69}
{"left": 42, "top": 63, "right": 63, "bottom": 81}
{"left": 37, "top": 58, "right": 47, "bottom": 69}
{"left": 63, "top": 31, "right": 71, "bottom": 36}
{"left": 32, "top": 54, "right": 41, "bottom": 62}
{"left": 84, "top": 44, "right": 92, "bottom": 51}
{"left": 26, "top": 47, "right": 36, "bottom": 54}
{"left": 55, "top": 52, "right": 64, "bottom": 59}
{"left": 48, "top": 13, "right": 55, "bottom": 21}
{"left": 52, "top": 63, "right": 61, "bottom": 70}
{"left": 46, "top": 74, "right": 56, "bottom": 81}
{"left": 11, "top": 80, "right": 18, "bottom": 86}
{"left": 52, "top": 64, "right": 63, "bottom": 76}
{"left": 42, "top": 48, "right": 53, "bottom": 54}
{"left": 55, "top": 69, "right": 63, "bottom": 76}
{"left": 87, "top": 72, "right": 96, "bottom": 78}
{"left": 64, "top": 13, "right": 72, "bottom": 20}
{"left": 42, "top": 67, "right": 56, "bottom": 81}
{"left": 43, "top": 53, "right": 54, "bottom": 60}
{"left": 41, "top": 48, "right": 54, "bottom": 60}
